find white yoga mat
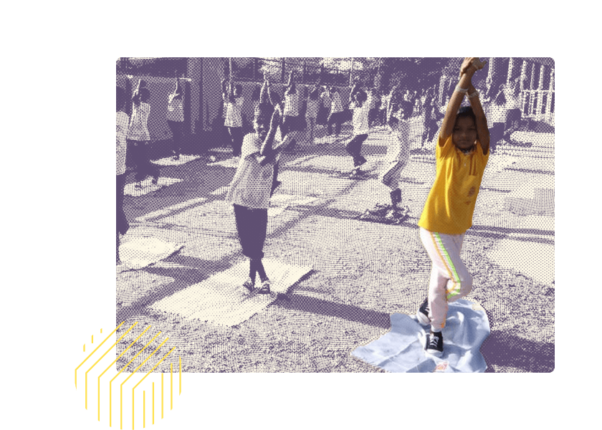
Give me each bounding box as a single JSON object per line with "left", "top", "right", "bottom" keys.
{"left": 152, "top": 154, "right": 201, "bottom": 166}
{"left": 124, "top": 177, "right": 182, "bottom": 197}
{"left": 118, "top": 237, "right": 183, "bottom": 271}
{"left": 210, "top": 186, "right": 230, "bottom": 196}
{"left": 352, "top": 300, "right": 490, "bottom": 373}
{"left": 150, "top": 259, "right": 312, "bottom": 327}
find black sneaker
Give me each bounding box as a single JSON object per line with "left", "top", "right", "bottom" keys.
{"left": 416, "top": 298, "right": 430, "bottom": 325}
{"left": 425, "top": 331, "right": 443, "bottom": 356}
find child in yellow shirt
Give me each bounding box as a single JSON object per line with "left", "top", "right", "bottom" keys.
{"left": 416, "top": 58, "right": 490, "bottom": 356}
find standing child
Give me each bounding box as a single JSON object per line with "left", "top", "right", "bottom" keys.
{"left": 282, "top": 71, "right": 302, "bottom": 152}
{"left": 305, "top": 81, "right": 320, "bottom": 144}
{"left": 226, "top": 80, "right": 293, "bottom": 294}
{"left": 167, "top": 77, "right": 185, "bottom": 160}
{"left": 364, "top": 99, "right": 413, "bottom": 219}
{"left": 127, "top": 79, "right": 160, "bottom": 189}
{"left": 222, "top": 76, "right": 245, "bottom": 157}
{"left": 317, "top": 86, "right": 331, "bottom": 142}
{"left": 416, "top": 57, "right": 489, "bottom": 356}
{"left": 116, "top": 86, "right": 130, "bottom": 264}
{"left": 345, "top": 81, "right": 372, "bottom": 178}
{"left": 328, "top": 86, "right": 344, "bottom": 141}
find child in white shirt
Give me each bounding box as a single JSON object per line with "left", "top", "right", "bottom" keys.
{"left": 346, "top": 82, "right": 372, "bottom": 178}
{"left": 222, "top": 77, "right": 245, "bottom": 157}
{"left": 127, "top": 79, "right": 160, "bottom": 188}
{"left": 305, "top": 82, "right": 320, "bottom": 144}
{"left": 167, "top": 77, "right": 185, "bottom": 160}
{"left": 116, "top": 86, "right": 130, "bottom": 264}
{"left": 226, "top": 80, "right": 293, "bottom": 294}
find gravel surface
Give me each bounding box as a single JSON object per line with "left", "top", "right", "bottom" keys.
{"left": 116, "top": 125, "right": 555, "bottom": 373}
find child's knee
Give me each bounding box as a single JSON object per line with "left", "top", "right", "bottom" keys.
{"left": 447, "top": 273, "right": 473, "bottom": 301}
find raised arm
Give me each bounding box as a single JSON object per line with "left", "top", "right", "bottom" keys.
{"left": 257, "top": 108, "right": 282, "bottom": 165}
{"left": 259, "top": 79, "right": 270, "bottom": 105}
{"left": 349, "top": 80, "right": 361, "bottom": 103}
{"left": 284, "top": 71, "right": 295, "bottom": 96}
{"left": 132, "top": 79, "right": 143, "bottom": 105}
{"left": 467, "top": 81, "right": 490, "bottom": 154}
{"left": 439, "top": 57, "right": 487, "bottom": 144}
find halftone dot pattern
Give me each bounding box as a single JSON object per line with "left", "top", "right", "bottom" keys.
{"left": 116, "top": 58, "right": 554, "bottom": 373}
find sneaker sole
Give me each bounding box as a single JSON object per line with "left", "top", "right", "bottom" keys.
{"left": 426, "top": 348, "right": 443, "bottom": 357}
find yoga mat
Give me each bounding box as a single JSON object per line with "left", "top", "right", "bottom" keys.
{"left": 150, "top": 259, "right": 312, "bottom": 327}
{"left": 124, "top": 177, "right": 182, "bottom": 197}
{"left": 152, "top": 154, "right": 201, "bottom": 166}
{"left": 352, "top": 300, "right": 490, "bottom": 373}
{"left": 118, "top": 236, "right": 183, "bottom": 272}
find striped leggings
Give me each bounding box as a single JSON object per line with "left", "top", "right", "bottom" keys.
{"left": 419, "top": 227, "right": 473, "bottom": 331}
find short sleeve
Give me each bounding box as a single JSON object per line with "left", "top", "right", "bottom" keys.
{"left": 476, "top": 140, "right": 490, "bottom": 163}
{"left": 436, "top": 134, "right": 455, "bottom": 159}
{"left": 241, "top": 133, "right": 259, "bottom": 159}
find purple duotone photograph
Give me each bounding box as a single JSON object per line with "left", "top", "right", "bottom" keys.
{"left": 115, "top": 57, "right": 554, "bottom": 373}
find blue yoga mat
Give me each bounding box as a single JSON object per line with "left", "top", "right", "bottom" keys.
{"left": 352, "top": 299, "right": 490, "bottom": 373}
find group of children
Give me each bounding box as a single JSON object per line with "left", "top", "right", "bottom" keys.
{"left": 115, "top": 77, "right": 185, "bottom": 262}
{"left": 224, "top": 57, "right": 491, "bottom": 356}
{"left": 117, "top": 57, "right": 492, "bottom": 357}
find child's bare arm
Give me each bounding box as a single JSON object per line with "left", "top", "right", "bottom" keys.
{"left": 259, "top": 79, "right": 269, "bottom": 105}
{"left": 132, "top": 79, "right": 143, "bottom": 105}
{"left": 439, "top": 57, "right": 476, "bottom": 142}
{"left": 467, "top": 82, "right": 490, "bottom": 154}
{"left": 284, "top": 71, "right": 294, "bottom": 96}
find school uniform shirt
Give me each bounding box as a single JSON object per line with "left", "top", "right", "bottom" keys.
{"left": 386, "top": 118, "right": 410, "bottom": 163}
{"left": 116, "top": 111, "right": 130, "bottom": 175}
{"left": 226, "top": 133, "right": 280, "bottom": 209}
{"left": 350, "top": 94, "right": 373, "bottom": 136}
{"left": 167, "top": 97, "right": 184, "bottom": 122}
{"left": 283, "top": 91, "right": 300, "bottom": 117}
{"left": 224, "top": 96, "right": 244, "bottom": 128}
{"left": 330, "top": 92, "right": 343, "bottom": 114}
{"left": 418, "top": 134, "right": 489, "bottom": 235}
{"left": 306, "top": 98, "right": 319, "bottom": 119}
{"left": 127, "top": 102, "right": 151, "bottom": 141}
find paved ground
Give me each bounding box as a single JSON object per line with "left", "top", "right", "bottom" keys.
{"left": 116, "top": 121, "right": 555, "bottom": 373}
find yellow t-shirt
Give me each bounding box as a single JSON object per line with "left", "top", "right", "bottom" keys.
{"left": 418, "top": 134, "right": 489, "bottom": 235}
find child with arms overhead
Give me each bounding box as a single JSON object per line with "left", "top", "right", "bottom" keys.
{"left": 116, "top": 86, "right": 129, "bottom": 264}
{"left": 167, "top": 77, "right": 185, "bottom": 160}
{"left": 363, "top": 99, "right": 413, "bottom": 221}
{"left": 416, "top": 57, "right": 489, "bottom": 356}
{"left": 222, "top": 76, "right": 245, "bottom": 157}
{"left": 226, "top": 80, "right": 293, "bottom": 294}
{"left": 346, "top": 80, "right": 372, "bottom": 178}
{"left": 127, "top": 79, "right": 160, "bottom": 189}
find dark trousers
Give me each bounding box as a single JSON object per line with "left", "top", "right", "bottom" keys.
{"left": 327, "top": 112, "right": 342, "bottom": 136}
{"left": 228, "top": 127, "right": 243, "bottom": 157}
{"left": 129, "top": 140, "right": 160, "bottom": 183}
{"left": 233, "top": 204, "right": 268, "bottom": 260}
{"left": 117, "top": 173, "right": 129, "bottom": 235}
{"left": 346, "top": 134, "right": 368, "bottom": 166}
{"left": 167, "top": 120, "right": 184, "bottom": 156}
{"left": 368, "top": 108, "right": 378, "bottom": 126}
